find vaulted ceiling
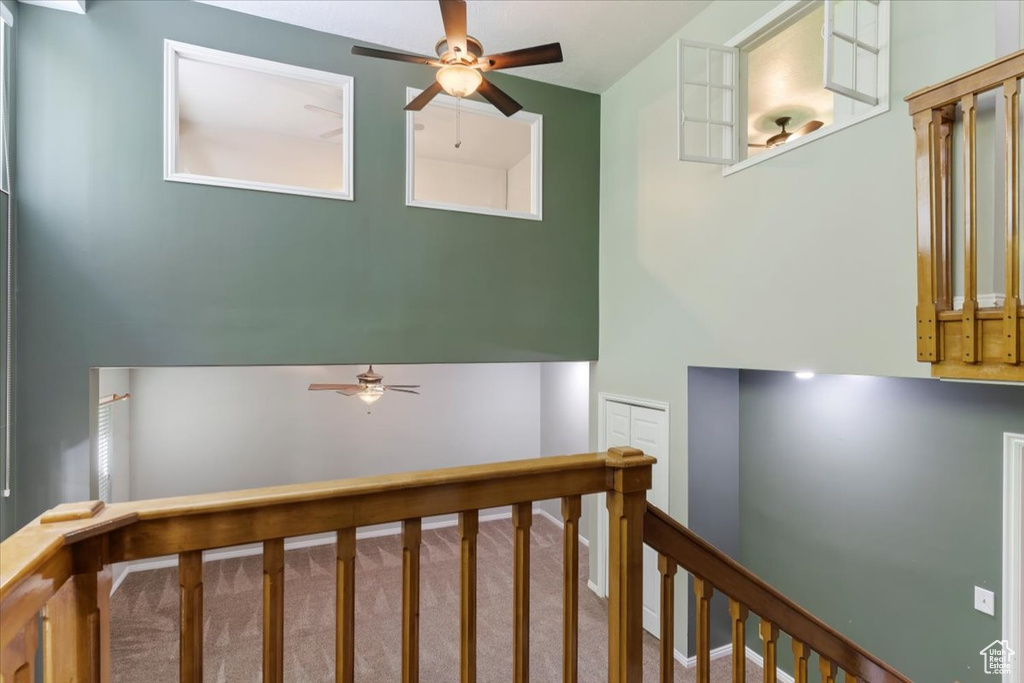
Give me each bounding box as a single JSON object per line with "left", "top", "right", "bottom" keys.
{"left": 198, "top": 0, "right": 712, "bottom": 93}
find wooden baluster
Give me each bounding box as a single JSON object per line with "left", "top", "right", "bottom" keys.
{"left": 819, "top": 657, "right": 838, "bottom": 683}
{"left": 458, "top": 511, "right": 478, "bottom": 683}
{"left": 402, "top": 519, "right": 422, "bottom": 683}
{"left": 335, "top": 529, "right": 356, "bottom": 683}
{"left": 843, "top": 673, "right": 857, "bottom": 683}
{"left": 606, "top": 447, "right": 649, "bottom": 683}
{"left": 912, "top": 109, "right": 940, "bottom": 363}
{"left": 728, "top": 599, "right": 748, "bottom": 683}
{"left": 759, "top": 619, "right": 778, "bottom": 683}
{"left": 179, "top": 550, "right": 204, "bottom": 683}
{"left": 693, "top": 577, "right": 713, "bottom": 683}
{"left": 1004, "top": 78, "right": 1021, "bottom": 364}
{"left": 43, "top": 536, "right": 109, "bottom": 683}
{"left": 561, "top": 496, "right": 581, "bottom": 683}
{"left": 962, "top": 92, "right": 979, "bottom": 362}
{"left": 792, "top": 640, "right": 810, "bottom": 683}
{"left": 512, "top": 502, "right": 532, "bottom": 683}
{"left": 657, "top": 555, "right": 676, "bottom": 683}
{"left": 263, "top": 539, "right": 285, "bottom": 683}
{"left": 0, "top": 614, "right": 39, "bottom": 683}
{"left": 937, "top": 106, "right": 955, "bottom": 310}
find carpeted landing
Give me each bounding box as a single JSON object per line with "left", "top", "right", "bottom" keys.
{"left": 111, "top": 515, "right": 760, "bottom": 682}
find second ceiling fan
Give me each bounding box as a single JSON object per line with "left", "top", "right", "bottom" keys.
{"left": 350, "top": 0, "right": 563, "bottom": 117}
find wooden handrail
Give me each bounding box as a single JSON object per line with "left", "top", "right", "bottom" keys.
{"left": 643, "top": 503, "right": 911, "bottom": 683}
{"left": 906, "top": 49, "right": 1024, "bottom": 114}
{"left": 0, "top": 451, "right": 655, "bottom": 682}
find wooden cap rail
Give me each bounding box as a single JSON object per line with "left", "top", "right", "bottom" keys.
{"left": 907, "top": 48, "right": 1024, "bottom": 381}
{"left": 644, "top": 503, "right": 911, "bottom": 683}
{"left": 0, "top": 449, "right": 909, "bottom": 683}
{"left": 0, "top": 451, "right": 655, "bottom": 683}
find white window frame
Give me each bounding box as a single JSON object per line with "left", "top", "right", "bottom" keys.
{"left": 824, "top": 0, "right": 882, "bottom": 106}
{"left": 405, "top": 88, "right": 543, "bottom": 221}
{"left": 677, "top": 40, "right": 739, "bottom": 165}
{"left": 676, "top": 0, "right": 890, "bottom": 176}
{"left": 163, "top": 40, "right": 355, "bottom": 201}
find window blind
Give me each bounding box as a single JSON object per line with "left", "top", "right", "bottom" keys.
{"left": 97, "top": 404, "right": 112, "bottom": 503}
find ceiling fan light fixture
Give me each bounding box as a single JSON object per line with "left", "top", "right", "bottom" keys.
{"left": 436, "top": 64, "right": 483, "bottom": 98}
{"left": 357, "top": 385, "right": 385, "bottom": 406}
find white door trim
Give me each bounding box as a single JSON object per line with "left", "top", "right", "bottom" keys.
{"left": 594, "top": 392, "right": 671, "bottom": 598}
{"left": 1004, "top": 432, "right": 1023, "bottom": 683}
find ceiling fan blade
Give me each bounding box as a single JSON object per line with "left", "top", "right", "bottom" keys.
{"left": 304, "top": 104, "right": 344, "bottom": 118}
{"left": 405, "top": 81, "right": 444, "bottom": 111}
{"left": 439, "top": 0, "right": 468, "bottom": 56}
{"left": 383, "top": 384, "right": 421, "bottom": 389}
{"left": 747, "top": 143, "right": 768, "bottom": 148}
{"left": 481, "top": 43, "right": 563, "bottom": 71}
{"left": 789, "top": 120, "right": 824, "bottom": 141}
{"left": 351, "top": 45, "right": 438, "bottom": 66}
{"left": 476, "top": 78, "right": 522, "bottom": 117}
{"left": 309, "top": 383, "right": 363, "bottom": 391}
{"left": 320, "top": 126, "right": 346, "bottom": 139}
{"left": 385, "top": 388, "right": 421, "bottom": 395}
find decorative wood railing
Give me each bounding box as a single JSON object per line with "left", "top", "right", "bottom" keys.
{"left": 907, "top": 50, "right": 1024, "bottom": 381}
{"left": 645, "top": 504, "right": 911, "bottom": 683}
{"left": 0, "top": 448, "right": 908, "bottom": 682}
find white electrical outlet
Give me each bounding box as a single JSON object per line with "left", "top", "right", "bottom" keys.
{"left": 975, "top": 586, "right": 995, "bottom": 616}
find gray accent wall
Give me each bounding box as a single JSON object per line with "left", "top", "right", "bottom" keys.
{"left": 12, "top": 1, "right": 599, "bottom": 528}
{"left": 686, "top": 367, "right": 739, "bottom": 655}
{"left": 739, "top": 371, "right": 1024, "bottom": 680}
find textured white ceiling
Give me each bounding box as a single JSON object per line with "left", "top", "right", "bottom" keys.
{"left": 197, "top": 0, "right": 712, "bottom": 93}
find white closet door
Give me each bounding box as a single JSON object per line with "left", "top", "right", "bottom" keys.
{"left": 606, "top": 400, "right": 631, "bottom": 449}
{"left": 630, "top": 405, "right": 669, "bottom": 637}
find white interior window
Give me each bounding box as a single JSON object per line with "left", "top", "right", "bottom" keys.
{"left": 164, "top": 41, "right": 354, "bottom": 201}
{"left": 406, "top": 89, "right": 543, "bottom": 221}
{"left": 678, "top": 0, "right": 890, "bottom": 174}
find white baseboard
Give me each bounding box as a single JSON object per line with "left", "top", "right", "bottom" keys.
{"left": 587, "top": 579, "right": 603, "bottom": 597}
{"left": 745, "top": 645, "right": 796, "bottom": 683}
{"left": 112, "top": 505, "right": 590, "bottom": 596}
{"left": 953, "top": 293, "right": 1006, "bottom": 309}
{"left": 673, "top": 643, "right": 732, "bottom": 668}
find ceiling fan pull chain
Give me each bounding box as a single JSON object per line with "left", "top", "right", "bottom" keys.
{"left": 455, "top": 96, "right": 462, "bottom": 149}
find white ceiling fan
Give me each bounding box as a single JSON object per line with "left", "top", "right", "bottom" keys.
{"left": 304, "top": 103, "right": 346, "bottom": 139}
{"left": 308, "top": 366, "right": 420, "bottom": 412}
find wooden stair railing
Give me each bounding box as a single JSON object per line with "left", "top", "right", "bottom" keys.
{"left": 907, "top": 49, "right": 1024, "bottom": 381}
{"left": 644, "top": 503, "right": 912, "bottom": 683}
{"left": 0, "top": 447, "right": 654, "bottom": 683}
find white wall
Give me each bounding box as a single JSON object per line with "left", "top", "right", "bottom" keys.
{"left": 179, "top": 122, "right": 346, "bottom": 191}
{"left": 595, "top": 0, "right": 998, "bottom": 655}
{"left": 506, "top": 153, "right": 533, "bottom": 213}
{"left": 414, "top": 157, "right": 508, "bottom": 209}
{"left": 128, "top": 364, "right": 545, "bottom": 500}
{"left": 538, "top": 362, "right": 591, "bottom": 539}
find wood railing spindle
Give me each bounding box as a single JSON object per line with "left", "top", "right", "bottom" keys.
{"left": 263, "top": 539, "right": 285, "bottom": 683}
{"left": 458, "top": 511, "right": 479, "bottom": 683}
{"left": 512, "top": 502, "right": 532, "bottom": 683}
{"left": 0, "top": 614, "right": 38, "bottom": 683}
{"left": 561, "top": 496, "right": 581, "bottom": 683}
{"left": 335, "top": 528, "right": 356, "bottom": 683}
{"left": 961, "top": 92, "right": 979, "bottom": 363}
{"left": 759, "top": 619, "right": 778, "bottom": 683}
{"left": 402, "top": 519, "right": 422, "bottom": 683}
{"left": 657, "top": 554, "right": 676, "bottom": 683}
{"left": 693, "top": 576, "right": 713, "bottom": 683}
{"left": 179, "top": 550, "right": 203, "bottom": 683}
{"left": 792, "top": 639, "right": 811, "bottom": 683}
{"left": 1004, "top": 77, "right": 1021, "bottom": 363}
{"left": 729, "top": 598, "right": 748, "bottom": 683}
{"left": 820, "top": 657, "right": 839, "bottom": 683}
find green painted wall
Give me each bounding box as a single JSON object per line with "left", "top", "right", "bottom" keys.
{"left": 13, "top": 0, "right": 599, "bottom": 527}
{"left": 593, "top": 0, "right": 1000, "bottom": 659}
{"left": 739, "top": 371, "right": 1023, "bottom": 681}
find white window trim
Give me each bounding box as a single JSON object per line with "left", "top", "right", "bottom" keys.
{"left": 163, "top": 40, "right": 355, "bottom": 202}
{"left": 1004, "top": 432, "right": 1023, "bottom": 683}
{"left": 720, "top": 0, "right": 890, "bottom": 177}
{"left": 405, "top": 87, "right": 543, "bottom": 221}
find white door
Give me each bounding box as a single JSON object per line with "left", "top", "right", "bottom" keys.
{"left": 601, "top": 398, "right": 669, "bottom": 638}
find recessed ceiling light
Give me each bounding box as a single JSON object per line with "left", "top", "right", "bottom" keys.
{"left": 795, "top": 371, "right": 815, "bottom": 380}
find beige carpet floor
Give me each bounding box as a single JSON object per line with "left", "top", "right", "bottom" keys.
{"left": 111, "top": 515, "right": 760, "bottom": 682}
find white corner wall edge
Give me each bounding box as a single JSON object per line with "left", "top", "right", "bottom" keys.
{"left": 111, "top": 505, "right": 589, "bottom": 596}
{"left": 1003, "top": 432, "right": 1024, "bottom": 683}
{"left": 19, "top": 0, "right": 86, "bottom": 14}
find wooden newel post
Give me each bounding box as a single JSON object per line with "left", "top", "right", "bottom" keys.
{"left": 39, "top": 502, "right": 112, "bottom": 683}
{"left": 605, "top": 447, "right": 652, "bottom": 683}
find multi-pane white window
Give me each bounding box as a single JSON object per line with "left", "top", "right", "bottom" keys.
{"left": 678, "top": 42, "right": 738, "bottom": 164}
{"left": 678, "top": 0, "right": 890, "bottom": 169}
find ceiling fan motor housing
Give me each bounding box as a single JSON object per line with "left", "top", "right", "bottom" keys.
{"left": 435, "top": 36, "right": 484, "bottom": 64}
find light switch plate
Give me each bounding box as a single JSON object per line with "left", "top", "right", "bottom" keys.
{"left": 975, "top": 586, "right": 996, "bottom": 616}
